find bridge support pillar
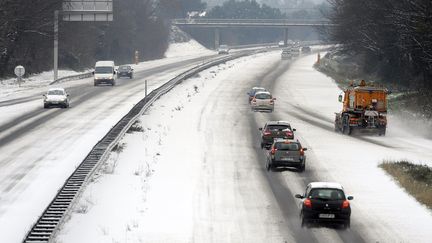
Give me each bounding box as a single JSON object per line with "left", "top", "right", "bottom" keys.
{"left": 215, "top": 28, "right": 220, "bottom": 49}
{"left": 284, "top": 28, "right": 289, "bottom": 47}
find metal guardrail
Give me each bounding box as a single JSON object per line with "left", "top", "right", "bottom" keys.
{"left": 172, "top": 18, "right": 333, "bottom": 27}
{"left": 23, "top": 47, "right": 273, "bottom": 243}
{"left": 49, "top": 72, "right": 92, "bottom": 85}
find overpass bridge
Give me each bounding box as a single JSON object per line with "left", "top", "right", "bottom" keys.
{"left": 171, "top": 19, "right": 333, "bottom": 48}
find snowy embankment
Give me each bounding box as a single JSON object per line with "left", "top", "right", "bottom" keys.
{"left": 57, "top": 52, "right": 432, "bottom": 243}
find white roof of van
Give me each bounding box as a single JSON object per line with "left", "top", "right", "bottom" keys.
{"left": 96, "top": 61, "right": 115, "bottom": 66}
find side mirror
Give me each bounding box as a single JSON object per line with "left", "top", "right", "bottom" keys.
{"left": 42, "top": 94, "right": 46, "bottom": 97}
{"left": 113, "top": 71, "right": 116, "bottom": 74}
{"left": 295, "top": 194, "right": 304, "bottom": 199}
{"left": 347, "top": 196, "right": 354, "bottom": 200}
{"left": 292, "top": 128, "right": 296, "bottom": 132}
{"left": 303, "top": 148, "right": 308, "bottom": 151}
{"left": 67, "top": 94, "right": 70, "bottom": 97}
{"left": 259, "top": 128, "right": 263, "bottom": 131}
{"left": 338, "top": 94, "right": 343, "bottom": 103}
{"left": 92, "top": 71, "right": 95, "bottom": 75}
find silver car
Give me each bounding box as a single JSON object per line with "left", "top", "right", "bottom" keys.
{"left": 251, "top": 91, "right": 275, "bottom": 112}
{"left": 43, "top": 88, "right": 70, "bottom": 108}
{"left": 266, "top": 139, "right": 307, "bottom": 172}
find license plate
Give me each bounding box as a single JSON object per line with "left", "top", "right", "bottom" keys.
{"left": 281, "top": 157, "right": 294, "bottom": 161}
{"left": 319, "top": 214, "right": 335, "bottom": 219}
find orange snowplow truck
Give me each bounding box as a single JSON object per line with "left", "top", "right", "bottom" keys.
{"left": 335, "top": 80, "right": 388, "bottom": 136}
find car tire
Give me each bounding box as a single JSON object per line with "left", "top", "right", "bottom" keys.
{"left": 94, "top": 81, "right": 98, "bottom": 86}
{"left": 43, "top": 104, "right": 48, "bottom": 109}
{"left": 266, "top": 162, "right": 272, "bottom": 171}
{"left": 299, "top": 163, "right": 305, "bottom": 172}
{"left": 301, "top": 215, "right": 308, "bottom": 228}
{"left": 260, "top": 142, "right": 264, "bottom": 149}
{"left": 343, "top": 219, "right": 350, "bottom": 229}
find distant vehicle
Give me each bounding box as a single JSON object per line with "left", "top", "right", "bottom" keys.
{"left": 334, "top": 80, "right": 388, "bottom": 135}
{"left": 250, "top": 91, "right": 275, "bottom": 112}
{"left": 266, "top": 139, "right": 307, "bottom": 172}
{"left": 218, "top": 45, "right": 230, "bottom": 54}
{"left": 43, "top": 88, "right": 70, "bottom": 109}
{"left": 281, "top": 49, "right": 292, "bottom": 60}
{"left": 295, "top": 182, "right": 354, "bottom": 229}
{"left": 301, "top": 46, "right": 311, "bottom": 53}
{"left": 291, "top": 47, "right": 300, "bottom": 57}
{"left": 247, "top": 87, "right": 267, "bottom": 103}
{"left": 259, "top": 121, "right": 296, "bottom": 149}
{"left": 278, "top": 41, "right": 286, "bottom": 47}
{"left": 93, "top": 60, "right": 116, "bottom": 86}
{"left": 117, "top": 65, "right": 134, "bottom": 79}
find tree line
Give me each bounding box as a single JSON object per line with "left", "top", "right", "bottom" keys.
{"left": 327, "top": 0, "right": 432, "bottom": 89}
{"left": 0, "top": 0, "right": 207, "bottom": 78}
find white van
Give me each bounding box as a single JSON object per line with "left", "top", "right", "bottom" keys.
{"left": 93, "top": 60, "right": 116, "bottom": 86}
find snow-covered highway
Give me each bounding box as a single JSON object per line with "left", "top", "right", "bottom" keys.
{"left": 54, "top": 52, "right": 432, "bottom": 242}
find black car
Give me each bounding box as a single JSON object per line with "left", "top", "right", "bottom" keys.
{"left": 117, "top": 65, "right": 133, "bottom": 79}
{"left": 266, "top": 139, "right": 306, "bottom": 172}
{"left": 301, "top": 46, "right": 311, "bottom": 53}
{"left": 295, "top": 182, "right": 353, "bottom": 229}
{"left": 259, "top": 121, "right": 295, "bottom": 149}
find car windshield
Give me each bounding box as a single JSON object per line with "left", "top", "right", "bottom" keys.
{"left": 47, "top": 90, "right": 64, "bottom": 95}
{"left": 267, "top": 125, "right": 290, "bottom": 131}
{"left": 95, "top": 66, "right": 113, "bottom": 74}
{"left": 309, "top": 189, "right": 345, "bottom": 201}
{"left": 255, "top": 93, "right": 271, "bottom": 99}
{"left": 276, "top": 143, "right": 299, "bottom": 151}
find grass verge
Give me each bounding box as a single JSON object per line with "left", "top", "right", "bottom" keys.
{"left": 379, "top": 161, "right": 432, "bottom": 209}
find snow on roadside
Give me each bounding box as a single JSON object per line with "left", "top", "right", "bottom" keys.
{"left": 165, "top": 39, "right": 215, "bottom": 58}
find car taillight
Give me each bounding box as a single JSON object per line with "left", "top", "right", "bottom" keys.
{"left": 252, "top": 98, "right": 256, "bottom": 102}
{"left": 300, "top": 149, "right": 304, "bottom": 156}
{"left": 342, "top": 200, "right": 350, "bottom": 209}
{"left": 304, "top": 198, "right": 312, "bottom": 208}
{"left": 271, "top": 147, "right": 277, "bottom": 155}
{"left": 264, "top": 130, "right": 271, "bottom": 136}
{"left": 286, "top": 131, "right": 293, "bottom": 137}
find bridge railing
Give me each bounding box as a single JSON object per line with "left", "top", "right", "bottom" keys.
{"left": 172, "top": 18, "right": 332, "bottom": 26}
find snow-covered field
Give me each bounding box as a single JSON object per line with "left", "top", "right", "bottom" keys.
{"left": 56, "top": 52, "right": 432, "bottom": 242}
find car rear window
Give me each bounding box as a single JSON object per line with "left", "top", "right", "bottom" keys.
{"left": 267, "top": 125, "right": 290, "bottom": 131}
{"left": 309, "top": 189, "right": 345, "bottom": 200}
{"left": 255, "top": 93, "right": 271, "bottom": 99}
{"left": 48, "top": 90, "right": 64, "bottom": 95}
{"left": 276, "top": 143, "right": 299, "bottom": 151}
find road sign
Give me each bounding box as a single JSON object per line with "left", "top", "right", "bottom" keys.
{"left": 14, "top": 65, "right": 25, "bottom": 77}
{"left": 62, "top": 0, "right": 113, "bottom": 21}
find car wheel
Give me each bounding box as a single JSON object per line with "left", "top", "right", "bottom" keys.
{"left": 94, "top": 81, "right": 98, "bottom": 86}
{"left": 43, "top": 104, "right": 48, "bottom": 109}
{"left": 301, "top": 215, "right": 308, "bottom": 228}
{"left": 299, "top": 163, "right": 305, "bottom": 172}
{"left": 260, "top": 142, "right": 264, "bottom": 149}
{"left": 266, "top": 162, "right": 272, "bottom": 171}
